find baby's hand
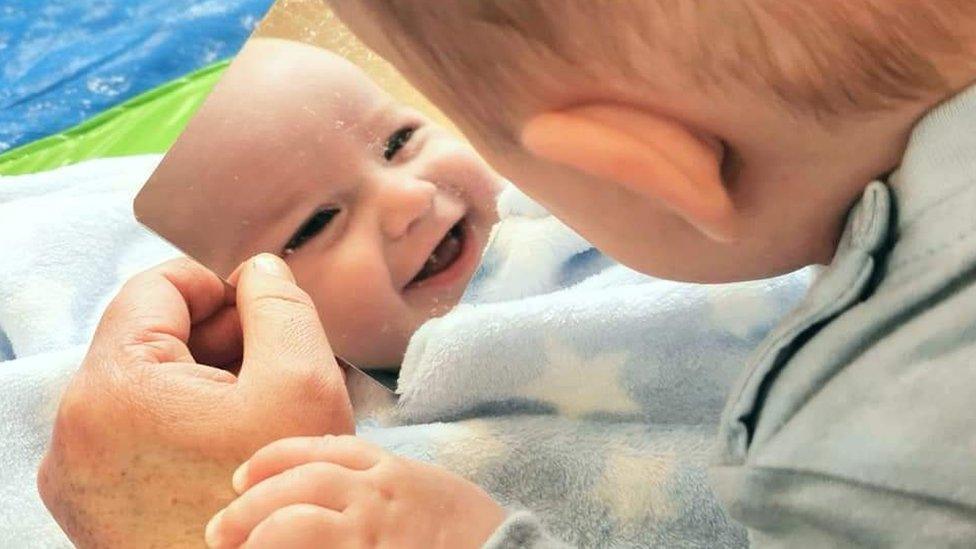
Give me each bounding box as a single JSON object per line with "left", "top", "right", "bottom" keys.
{"left": 204, "top": 435, "right": 506, "bottom": 548}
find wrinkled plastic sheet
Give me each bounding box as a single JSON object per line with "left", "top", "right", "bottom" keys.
{"left": 0, "top": 0, "right": 274, "bottom": 153}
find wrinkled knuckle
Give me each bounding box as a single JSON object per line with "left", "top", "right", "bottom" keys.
{"left": 50, "top": 375, "right": 109, "bottom": 441}
{"left": 54, "top": 382, "right": 90, "bottom": 426}
{"left": 106, "top": 360, "right": 167, "bottom": 406}
{"left": 249, "top": 284, "right": 316, "bottom": 316}
{"left": 126, "top": 324, "right": 173, "bottom": 348}
{"left": 121, "top": 330, "right": 184, "bottom": 367}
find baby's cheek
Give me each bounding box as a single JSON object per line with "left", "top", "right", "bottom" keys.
{"left": 426, "top": 138, "right": 500, "bottom": 196}
{"left": 301, "top": 258, "right": 412, "bottom": 367}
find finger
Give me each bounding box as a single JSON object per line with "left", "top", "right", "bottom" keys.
{"left": 188, "top": 305, "right": 243, "bottom": 368}
{"left": 159, "top": 362, "right": 237, "bottom": 384}
{"left": 205, "top": 462, "right": 358, "bottom": 549}
{"left": 233, "top": 435, "right": 385, "bottom": 493}
{"left": 241, "top": 504, "right": 348, "bottom": 549}
{"left": 92, "top": 257, "right": 230, "bottom": 367}
{"left": 233, "top": 254, "right": 341, "bottom": 390}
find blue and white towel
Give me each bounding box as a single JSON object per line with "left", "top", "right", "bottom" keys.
{"left": 396, "top": 186, "right": 810, "bottom": 427}
{"left": 362, "top": 186, "right": 813, "bottom": 546}
{"left": 0, "top": 157, "right": 812, "bottom": 547}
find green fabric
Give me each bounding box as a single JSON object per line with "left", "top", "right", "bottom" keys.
{"left": 0, "top": 60, "right": 230, "bottom": 176}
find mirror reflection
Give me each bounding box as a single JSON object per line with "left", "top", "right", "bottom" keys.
{"left": 15, "top": 0, "right": 965, "bottom": 545}
{"left": 136, "top": 37, "right": 502, "bottom": 371}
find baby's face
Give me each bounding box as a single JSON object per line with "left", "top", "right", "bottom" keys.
{"left": 148, "top": 39, "right": 502, "bottom": 368}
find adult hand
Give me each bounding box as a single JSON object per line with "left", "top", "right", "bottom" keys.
{"left": 38, "top": 254, "right": 354, "bottom": 547}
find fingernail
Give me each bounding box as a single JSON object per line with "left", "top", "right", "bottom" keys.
{"left": 231, "top": 462, "right": 248, "bottom": 494}
{"left": 204, "top": 508, "right": 225, "bottom": 548}
{"left": 251, "top": 253, "right": 294, "bottom": 282}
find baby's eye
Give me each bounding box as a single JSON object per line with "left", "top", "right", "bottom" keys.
{"left": 283, "top": 206, "right": 340, "bottom": 254}
{"left": 383, "top": 126, "right": 415, "bottom": 161}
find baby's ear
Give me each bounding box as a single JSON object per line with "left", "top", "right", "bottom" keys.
{"left": 521, "top": 104, "right": 738, "bottom": 242}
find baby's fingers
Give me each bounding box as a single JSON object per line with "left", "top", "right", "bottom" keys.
{"left": 206, "top": 462, "right": 358, "bottom": 549}
{"left": 234, "top": 435, "right": 385, "bottom": 493}
{"left": 242, "top": 504, "right": 350, "bottom": 549}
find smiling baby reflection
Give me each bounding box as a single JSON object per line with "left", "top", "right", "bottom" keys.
{"left": 135, "top": 38, "right": 503, "bottom": 369}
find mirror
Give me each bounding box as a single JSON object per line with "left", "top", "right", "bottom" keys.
{"left": 125, "top": 2, "right": 814, "bottom": 544}
{"left": 133, "top": 0, "right": 504, "bottom": 409}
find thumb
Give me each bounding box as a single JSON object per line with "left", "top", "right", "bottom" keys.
{"left": 234, "top": 254, "right": 340, "bottom": 391}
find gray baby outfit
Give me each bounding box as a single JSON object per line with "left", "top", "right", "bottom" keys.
{"left": 486, "top": 83, "right": 976, "bottom": 548}
{"left": 711, "top": 84, "right": 976, "bottom": 546}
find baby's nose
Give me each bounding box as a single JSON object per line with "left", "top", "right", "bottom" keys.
{"left": 379, "top": 178, "right": 437, "bottom": 239}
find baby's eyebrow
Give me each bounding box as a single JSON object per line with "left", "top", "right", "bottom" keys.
{"left": 249, "top": 182, "right": 319, "bottom": 252}
{"left": 352, "top": 97, "right": 396, "bottom": 136}
{"left": 369, "top": 97, "right": 417, "bottom": 134}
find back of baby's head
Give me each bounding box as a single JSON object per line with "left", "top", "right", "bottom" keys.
{"left": 333, "top": 2, "right": 641, "bottom": 139}
{"left": 336, "top": 0, "right": 975, "bottom": 137}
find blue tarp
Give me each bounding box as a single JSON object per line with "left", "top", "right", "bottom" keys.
{"left": 0, "top": 0, "right": 274, "bottom": 153}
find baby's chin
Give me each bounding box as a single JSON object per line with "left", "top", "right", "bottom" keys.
{"left": 336, "top": 332, "right": 411, "bottom": 371}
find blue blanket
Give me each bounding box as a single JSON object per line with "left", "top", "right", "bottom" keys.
{"left": 362, "top": 186, "right": 813, "bottom": 546}
{"left": 0, "top": 158, "right": 813, "bottom": 547}
{"left": 0, "top": 0, "right": 272, "bottom": 153}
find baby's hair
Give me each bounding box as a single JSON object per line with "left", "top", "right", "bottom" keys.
{"left": 338, "top": 0, "right": 976, "bottom": 134}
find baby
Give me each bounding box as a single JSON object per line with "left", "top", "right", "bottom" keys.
{"left": 137, "top": 37, "right": 502, "bottom": 369}
{"left": 205, "top": 2, "right": 976, "bottom": 548}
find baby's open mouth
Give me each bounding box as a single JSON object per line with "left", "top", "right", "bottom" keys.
{"left": 408, "top": 220, "right": 466, "bottom": 287}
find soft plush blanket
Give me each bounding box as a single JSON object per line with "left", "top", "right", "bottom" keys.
{"left": 366, "top": 186, "right": 813, "bottom": 547}
{"left": 0, "top": 157, "right": 812, "bottom": 547}
{"left": 0, "top": 155, "right": 179, "bottom": 547}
